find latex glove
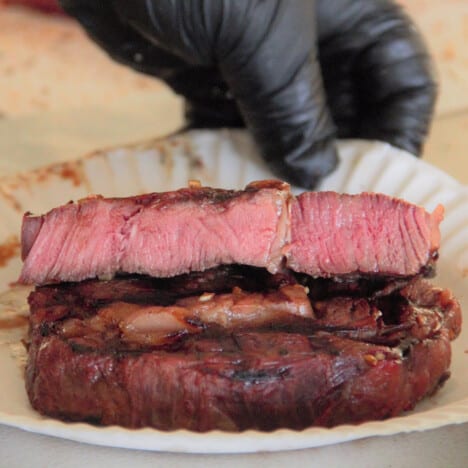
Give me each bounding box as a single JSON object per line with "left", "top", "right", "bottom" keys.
{"left": 59, "top": 0, "right": 436, "bottom": 189}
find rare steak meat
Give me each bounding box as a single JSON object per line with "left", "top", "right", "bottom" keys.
{"left": 19, "top": 181, "right": 443, "bottom": 285}
{"left": 25, "top": 269, "right": 461, "bottom": 431}
{"left": 20, "top": 181, "right": 290, "bottom": 284}
{"left": 289, "top": 191, "right": 442, "bottom": 277}
{"left": 20, "top": 181, "right": 462, "bottom": 432}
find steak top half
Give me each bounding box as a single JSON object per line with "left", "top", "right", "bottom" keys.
{"left": 19, "top": 180, "right": 443, "bottom": 285}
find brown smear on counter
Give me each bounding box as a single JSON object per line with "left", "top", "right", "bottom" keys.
{"left": 0, "top": 315, "right": 28, "bottom": 330}
{"left": 0, "top": 235, "right": 20, "bottom": 267}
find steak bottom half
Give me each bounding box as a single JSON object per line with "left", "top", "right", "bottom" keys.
{"left": 25, "top": 266, "right": 461, "bottom": 431}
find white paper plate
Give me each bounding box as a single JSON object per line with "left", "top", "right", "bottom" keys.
{"left": 0, "top": 130, "right": 467, "bottom": 454}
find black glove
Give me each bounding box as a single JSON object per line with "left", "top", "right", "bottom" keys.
{"left": 59, "top": 0, "right": 436, "bottom": 189}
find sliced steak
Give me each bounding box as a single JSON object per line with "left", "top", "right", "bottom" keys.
{"left": 288, "top": 191, "right": 443, "bottom": 277}
{"left": 20, "top": 180, "right": 290, "bottom": 284}
{"left": 25, "top": 274, "right": 461, "bottom": 431}
{"left": 19, "top": 182, "right": 442, "bottom": 285}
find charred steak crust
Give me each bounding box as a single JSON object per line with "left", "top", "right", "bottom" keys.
{"left": 26, "top": 331, "right": 451, "bottom": 431}
{"left": 25, "top": 269, "right": 461, "bottom": 431}
{"left": 19, "top": 181, "right": 443, "bottom": 285}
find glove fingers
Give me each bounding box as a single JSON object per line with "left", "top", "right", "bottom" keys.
{"left": 61, "top": 0, "right": 246, "bottom": 128}
{"left": 59, "top": 0, "right": 188, "bottom": 78}
{"left": 111, "top": 0, "right": 215, "bottom": 65}
{"left": 217, "top": 0, "right": 338, "bottom": 188}
{"left": 317, "top": 0, "right": 436, "bottom": 156}
{"left": 62, "top": 0, "right": 339, "bottom": 188}
{"left": 354, "top": 31, "right": 436, "bottom": 155}
{"left": 112, "top": 0, "right": 339, "bottom": 187}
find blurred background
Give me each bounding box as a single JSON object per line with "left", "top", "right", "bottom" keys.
{"left": 0, "top": 0, "right": 467, "bottom": 182}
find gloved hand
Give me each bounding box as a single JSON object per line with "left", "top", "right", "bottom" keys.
{"left": 59, "top": 0, "right": 437, "bottom": 189}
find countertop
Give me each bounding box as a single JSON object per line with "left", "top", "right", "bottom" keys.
{"left": 0, "top": 3, "right": 467, "bottom": 467}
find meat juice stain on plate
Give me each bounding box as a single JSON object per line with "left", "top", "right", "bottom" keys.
{"left": 53, "top": 163, "right": 84, "bottom": 187}
{"left": 0, "top": 235, "right": 20, "bottom": 267}
{"left": 0, "top": 315, "right": 28, "bottom": 330}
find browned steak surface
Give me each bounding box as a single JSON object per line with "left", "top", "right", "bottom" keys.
{"left": 25, "top": 269, "right": 461, "bottom": 431}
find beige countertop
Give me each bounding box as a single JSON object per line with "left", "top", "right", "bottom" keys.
{"left": 0, "top": 3, "right": 467, "bottom": 468}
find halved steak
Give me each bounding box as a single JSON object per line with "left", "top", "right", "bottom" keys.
{"left": 20, "top": 182, "right": 461, "bottom": 432}
{"left": 289, "top": 191, "right": 443, "bottom": 277}
{"left": 25, "top": 270, "right": 461, "bottom": 431}
{"left": 19, "top": 181, "right": 443, "bottom": 285}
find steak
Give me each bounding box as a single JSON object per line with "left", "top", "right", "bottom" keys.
{"left": 20, "top": 182, "right": 461, "bottom": 432}
{"left": 19, "top": 181, "right": 443, "bottom": 285}
{"left": 289, "top": 191, "right": 442, "bottom": 277}
{"left": 25, "top": 267, "right": 461, "bottom": 431}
